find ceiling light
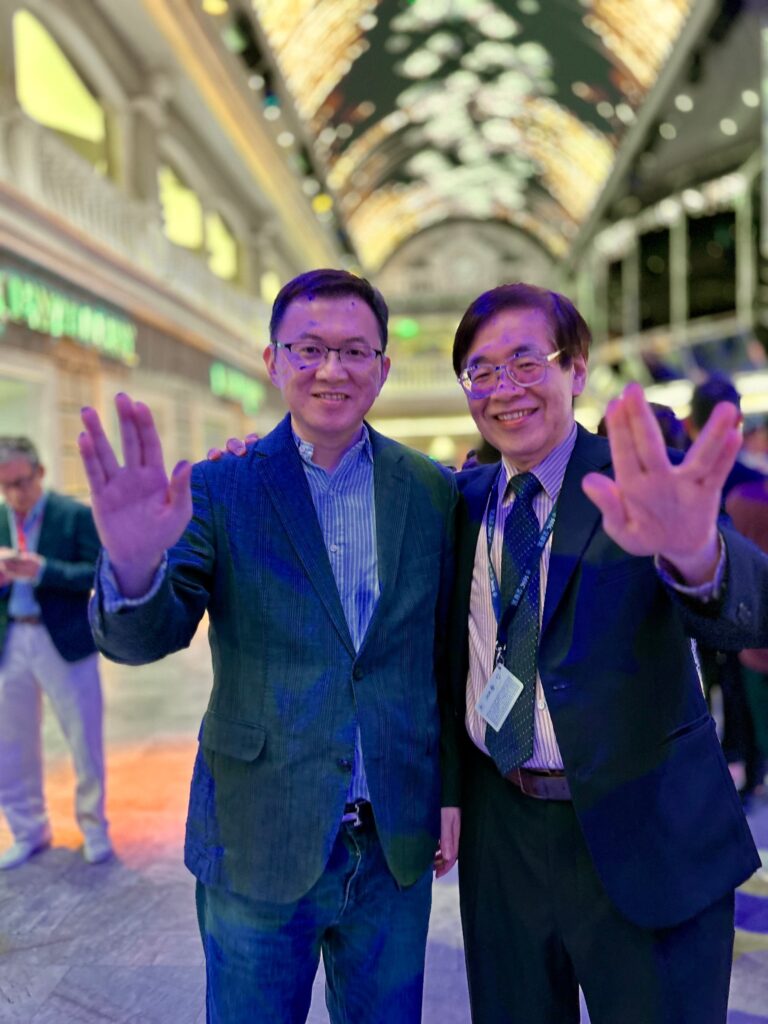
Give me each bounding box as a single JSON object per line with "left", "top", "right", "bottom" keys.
{"left": 597, "top": 101, "right": 614, "bottom": 118}
{"left": 742, "top": 89, "right": 759, "bottom": 108}
{"left": 674, "top": 94, "right": 693, "bottom": 112}
{"left": 312, "top": 193, "right": 334, "bottom": 214}
{"left": 277, "top": 131, "right": 294, "bottom": 147}
{"left": 720, "top": 118, "right": 738, "bottom": 136}
{"left": 263, "top": 105, "right": 281, "bottom": 121}
{"left": 659, "top": 122, "right": 677, "bottom": 140}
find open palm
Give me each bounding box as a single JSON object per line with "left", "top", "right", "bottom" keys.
{"left": 79, "top": 394, "right": 192, "bottom": 593}
{"left": 582, "top": 383, "right": 741, "bottom": 579}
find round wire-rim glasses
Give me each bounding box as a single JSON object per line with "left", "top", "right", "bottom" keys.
{"left": 458, "top": 349, "right": 564, "bottom": 398}
{"left": 273, "top": 340, "right": 383, "bottom": 370}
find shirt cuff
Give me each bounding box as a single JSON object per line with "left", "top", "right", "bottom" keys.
{"left": 655, "top": 533, "right": 726, "bottom": 603}
{"left": 99, "top": 552, "right": 168, "bottom": 612}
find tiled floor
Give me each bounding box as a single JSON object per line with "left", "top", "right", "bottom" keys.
{"left": 0, "top": 626, "right": 766, "bottom": 1023}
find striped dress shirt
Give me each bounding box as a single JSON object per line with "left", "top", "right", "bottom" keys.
{"left": 466, "top": 424, "right": 578, "bottom": 770}
{"left": 295, "top": 427, "right": 378, "bottom": 803}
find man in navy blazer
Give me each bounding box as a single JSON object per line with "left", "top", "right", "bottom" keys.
{"left": 444, "top": 283, "right": 763, "bottom": 1024}
{"left": 79, "top": 270, "right": 457, "bottom": 1024}
{"left": 0, "top": 437, "right": 111, "bottom": 869}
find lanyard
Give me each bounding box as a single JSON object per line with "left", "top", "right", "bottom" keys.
{"left": 14, "top": 508, "right": 41, "bottom": 553}
{"left": 485, "top": 469, "right": 557, "bottom": 664}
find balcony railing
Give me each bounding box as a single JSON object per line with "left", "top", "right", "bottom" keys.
{"left": 0, "top": 111, "right": 268, "bottom": 347}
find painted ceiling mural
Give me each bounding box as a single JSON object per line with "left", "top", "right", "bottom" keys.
{"left": 249, "top": 0, "right": 694, "bottom": 271}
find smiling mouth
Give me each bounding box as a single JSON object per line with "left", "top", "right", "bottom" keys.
{"left": 314, "top": 393, "right": 349, "bottom": 401}
{"left": 496, "top": 409, "right": 535, "bottom": 422}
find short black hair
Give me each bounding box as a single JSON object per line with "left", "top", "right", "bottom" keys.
{"left": 269, "top": 269, "right": 389, "bottom": 350}
{"left": 452, "top": 282, "right": 591, "bottom": 375}
{"left": 0, "top": 436, "right": 40, "bottom": 467}
{"left": 690, "top": 373, "right": 741, "bottom": 429}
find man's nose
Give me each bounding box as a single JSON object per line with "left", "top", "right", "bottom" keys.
{"left": 316, "top": 350, "right": 349, "bottom": 379}
{"left": 494, "top": 367, "right": 525, "bottom": 395}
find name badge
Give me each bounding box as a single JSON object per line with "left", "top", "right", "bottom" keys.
{"left": 476, "top": 664, "right": 524, "bottom": 732}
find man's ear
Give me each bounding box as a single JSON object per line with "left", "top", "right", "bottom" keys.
{"left": 263, "top": 344, "right": 278, "bottom": 384}
{"left": 571, "top": 354, "right": 587, "bottom": 398}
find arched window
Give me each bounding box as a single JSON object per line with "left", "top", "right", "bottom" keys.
{"left": 158, "top": 164, "right": 204, "bottom": 250}
{"left": 206, "top": 212, "right": 239, "bottom": 281}
{"left": 13, "top": 10, "right": 108, "bottom": 173}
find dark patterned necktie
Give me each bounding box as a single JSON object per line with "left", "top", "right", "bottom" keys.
{"left": 486, "top": 471, "right": 542, "bottom": 774}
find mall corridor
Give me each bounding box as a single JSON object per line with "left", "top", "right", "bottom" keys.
{"left": 0, "top": 626, "right": 766, "bottom": 1023}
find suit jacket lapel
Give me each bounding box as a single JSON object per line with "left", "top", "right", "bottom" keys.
{"left": 541, "top": 426, "right": 612, "bottom": 637}
{"left": 256, "top": 416, "right": 355, "bottom": 656}
{"left": 36, "top": 493, "right": 59, "bottom": 558}
{"left": 0, "top": 505, "right": 10, "bottom": 547}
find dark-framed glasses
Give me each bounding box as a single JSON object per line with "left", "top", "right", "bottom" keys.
{"left": 458, "top": 350, "right": 564, "bottom": 398}
{"left": 273, "top": 340, "right": 383, "bottom": 370}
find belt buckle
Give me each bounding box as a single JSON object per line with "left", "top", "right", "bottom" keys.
{"left": 342, "top": 800, "right": 366, "bottom": 828}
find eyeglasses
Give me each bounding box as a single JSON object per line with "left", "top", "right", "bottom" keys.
{"left": 0, "top": 470, "right": 38, "bottom": 492}
{"left": 273, "top": 341, "right": 383, "bottom": 370}
{"left": 458, "top": 350, "right": 564, "bottom": 398}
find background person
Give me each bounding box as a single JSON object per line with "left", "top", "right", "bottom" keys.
{"left": 0, "top": 436, "right": 110, "bottom": 869}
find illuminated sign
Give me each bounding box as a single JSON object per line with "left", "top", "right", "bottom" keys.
{"left": 210, "top": 362, "right": 265, "bottom": 414}
{"left": 0, "top": 269, "right": 137, "bottom": 364}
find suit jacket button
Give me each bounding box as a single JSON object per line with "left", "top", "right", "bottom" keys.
{"left": 352, "top": 667, "right": 363, "bottom": 681}
{"left": 337, "top": 759, "right": 353, "bottom": 772}
{"left": 737, "top": 602, "right": 752, "bottom": 624}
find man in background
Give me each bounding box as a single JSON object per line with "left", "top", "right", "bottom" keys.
{"left": 0, "top": 436, "right": 110, "bottom": 869}
{"left": 686, "top": 372, "right": 765, "bottom": 799}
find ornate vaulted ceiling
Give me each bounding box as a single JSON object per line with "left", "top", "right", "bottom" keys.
{"left": 248, "top": 0, "right": 694, "bottom": 271}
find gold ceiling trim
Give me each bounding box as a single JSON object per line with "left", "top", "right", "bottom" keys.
{"left": 142, "top": 0, "right": 337, "bottom": 268}
{"left": 251, "top": 0, "right": 377, "bottom": 123}
{"left": 585, "top": 0, "right": 694, "bottom": 96}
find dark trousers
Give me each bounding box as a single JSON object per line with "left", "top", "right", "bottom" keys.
{"left": 458, "top": 744, "right": 735, "bottom": 1024}
{"left": 700, "top": 646, "right": 762, "bottom": 791}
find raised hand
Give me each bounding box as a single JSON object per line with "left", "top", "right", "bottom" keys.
{"left": 78, "top": 393, "right": 192, "bottom": 596}
{"left": 582, "top": 382, "right": 742, "bottom": 585}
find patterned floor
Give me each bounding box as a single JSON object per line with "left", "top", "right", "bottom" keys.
{"left": 0, "top": 632, "right": 766, "bottom": 1022}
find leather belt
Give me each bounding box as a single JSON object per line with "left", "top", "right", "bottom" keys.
{"left": 504, "top": 766, "right": 571, "bottom": 801}
{"left": 8, "top": 616, "right": 42, "bottom": 625}
{"left": 342, "top": 799, "right": 374, "bottom": 829}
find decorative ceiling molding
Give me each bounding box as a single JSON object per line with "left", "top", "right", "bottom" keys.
{"left": 251, "top": 0, "right": 696, "bottom": 270}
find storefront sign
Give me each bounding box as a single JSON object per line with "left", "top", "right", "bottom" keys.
{"left": 0, "top": 269, "right": 137, "bottom": 364}
{"left": 210, "top": 361, "right": 265, "bottom": 414}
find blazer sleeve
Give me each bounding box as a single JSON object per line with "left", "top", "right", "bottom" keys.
{"left": 437, "top": 474, "right": 461, "bottom": 807}
{"left": 37, "top": 503, "right": 100, "bottom": 593}
{"left": 90, "top": 463, "right": 216, "bottom": 665}
{"left": 669, "top": 525, "right": 768, "bottom": 650}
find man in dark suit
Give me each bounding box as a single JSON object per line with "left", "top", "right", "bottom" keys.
{"left": 0, "top": 436, "right": 110, "bottom": 869}
{"left": 78, "top": 270, "right": 457, "bottom": 1024}
{"left": 445, "top": 283, "right": 761, "bottom": 1024}
{"left": 686, "top": 373, "right": 766, "bottom": 798}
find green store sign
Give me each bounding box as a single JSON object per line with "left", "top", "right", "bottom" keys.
{"left": 0, "top": 269, "right": 137, "bottom": 365}
{"left": 210, "top": 361, "right": 265, "bottom": 414}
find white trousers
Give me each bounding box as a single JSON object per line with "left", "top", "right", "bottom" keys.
{"left": 0, "top": 623, "right": 106, "bottom": 844}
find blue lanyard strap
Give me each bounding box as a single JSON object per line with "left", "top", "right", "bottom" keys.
{"left": 485, "top": 469, "right": 557, "bottom": 662}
